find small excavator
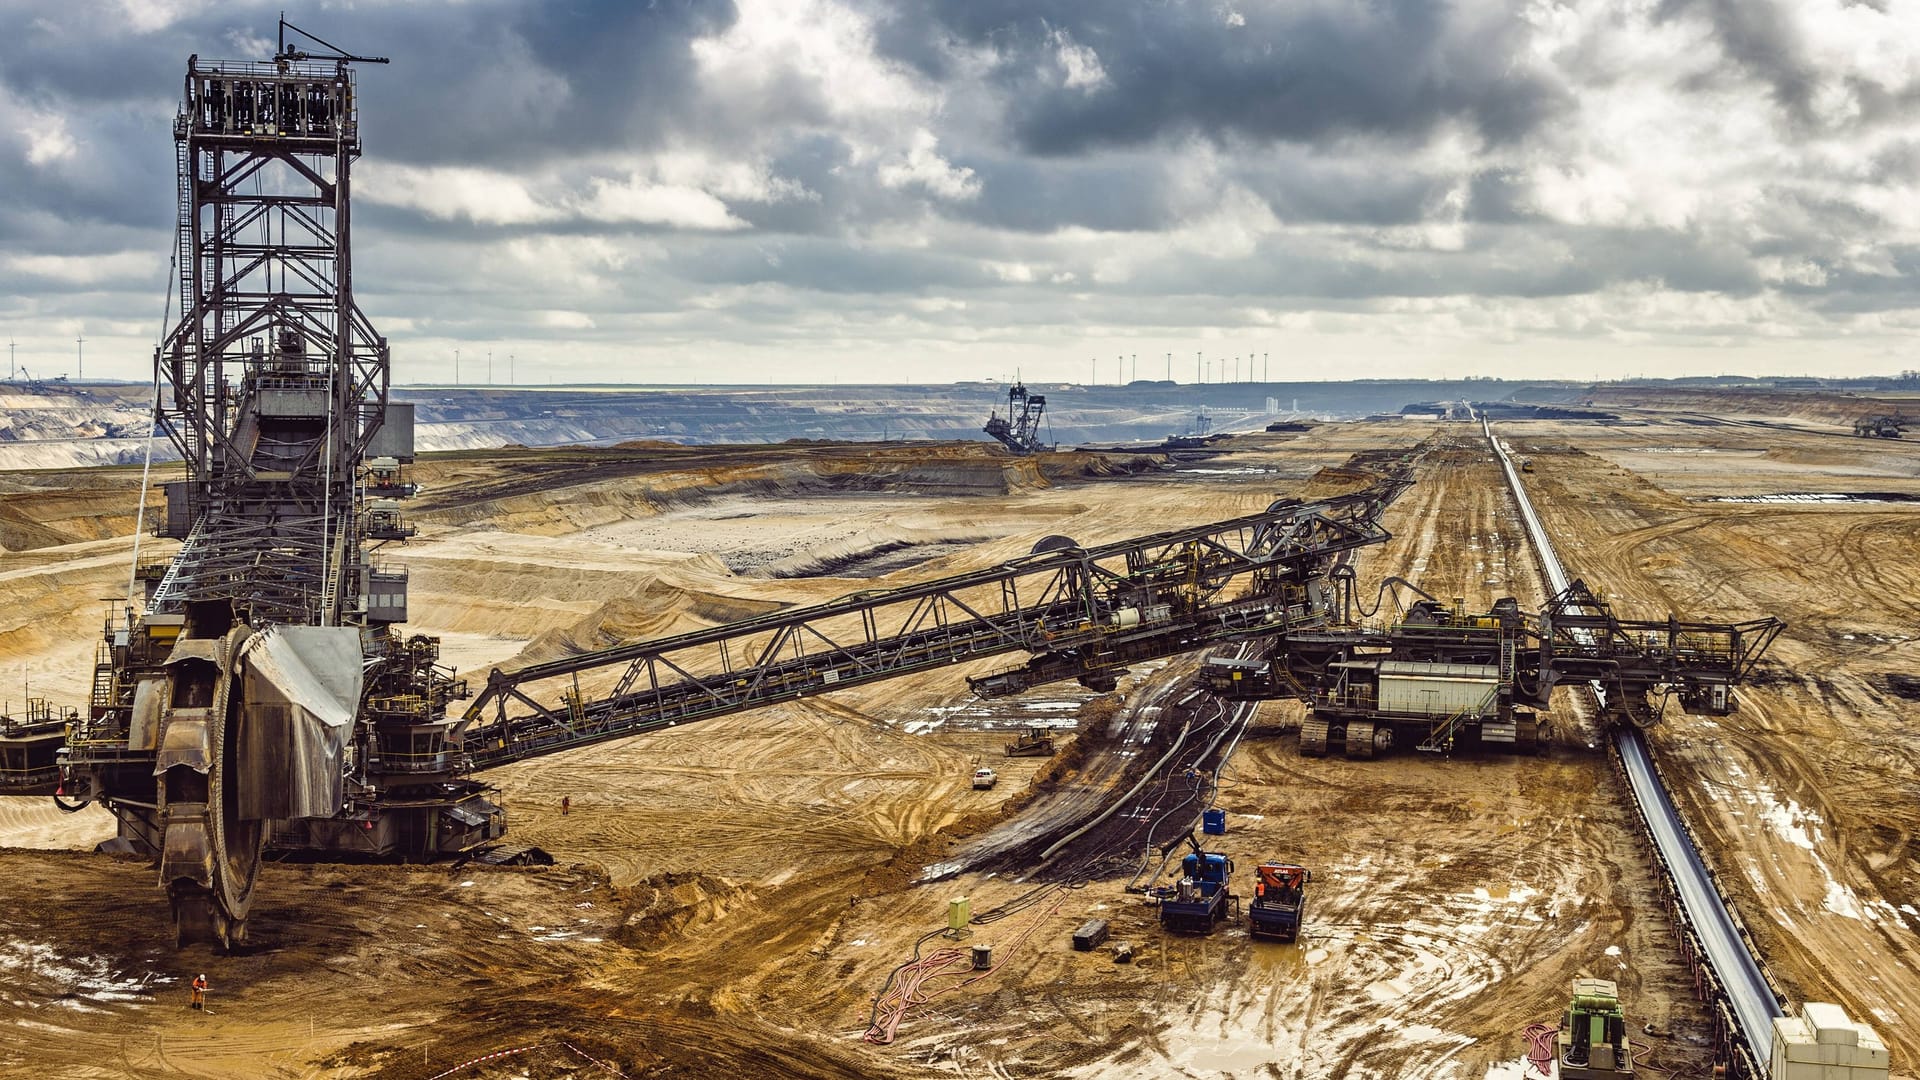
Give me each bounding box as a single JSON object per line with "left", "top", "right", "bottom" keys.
{"left": 1247, "top": 862, "right": 1311, "bottom": 942}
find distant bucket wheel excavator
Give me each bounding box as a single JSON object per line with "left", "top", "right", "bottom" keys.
{"left": 152, "top": 626, "right": 265, "bottom": 949}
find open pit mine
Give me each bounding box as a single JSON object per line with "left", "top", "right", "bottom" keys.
{"left": 0, "top": 23, "right": 1911, "bottom": 1080}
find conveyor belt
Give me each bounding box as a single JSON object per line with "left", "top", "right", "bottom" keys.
{"left": 1483, "top": 416, "right": 1780, "bottom": 1070}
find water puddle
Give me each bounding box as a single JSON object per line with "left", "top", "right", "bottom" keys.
{"left": 0, "top": 939, "right": 172, "bottom": 1013}
{"left": 902, "top": 696, "right": 1091, "bottom": 736}
{"left": 1703, "top": 492, "right": 1919, "bottom": 504}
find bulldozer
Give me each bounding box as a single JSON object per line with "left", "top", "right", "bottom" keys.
{"left": 1004, "top": 727, "right": 1056, "bottom": 757}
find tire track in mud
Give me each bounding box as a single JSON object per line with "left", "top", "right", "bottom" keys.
{"left": 1054, "top": 432, "right": 1713, "bottom": 1079}
{"left": 1512, "top": 417, "right": 1920, "bottom": 1067}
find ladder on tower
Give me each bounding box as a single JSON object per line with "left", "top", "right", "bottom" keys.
{"left": 148, "top": 515, "right": 211, "bottom": 614}
{"left": 170, "top": 128, "right": 204, "bottom": 472}
{"left": 175, "top": 133, "right": 195, "bottom": 319}
{"left": 317, "top": 514, "right": 354, "bottom": 626}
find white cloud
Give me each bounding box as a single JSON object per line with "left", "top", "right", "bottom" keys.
{"left": 577, "top": 176, "right": 747, "bottom": 230}
{"left": 877, "top": 130, "right": 980, "bottom": 201}
{"left": 495, "top": 236, "right": 635, "bottom": 296}
{"left": 537, "top": 310, "right": 598, "bottom": 330}
{"left": 692, "top": 0, "right": 934, "bottom": 126}
{"left": 4, "top": 251, "right": 151, "bottom": 285}
{"left": 649, "top": 152, "right": 814, "bottom": 205}
{"left": 360, "top": 162, "right": 756, "bottom": 231}
{"left": 115, "top": 0, "right": 199, "bottom": 33}
{"left": 1050, "top": 29, "right": 1108, "bottom": 91}
{"left": 360, "top": 163, "right": 560, "bottom": 226}
{"left": 4, "top": 82, "right": 79, "bottom": 167}
{"left": 24, "top": 116, "right": 75, "bottom": 166}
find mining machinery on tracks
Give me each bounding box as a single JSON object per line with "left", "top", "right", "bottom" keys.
{"left": 56, "top": 24, "right": 497, "bottom": 949}
{"left": 982, "top": 380, "right": 1050, "bottom": 454}
{"left": 58, "top": 28, "right": 1416, "bottom": 948}
{"left": 453, "top": 480, "right": 1407, "bottom": 771}
{"left": 58, "top": 23, "right": 1435, "bottom": 952}
{"left": 1204, "top": 584, "right": 1782, "bottom": 758}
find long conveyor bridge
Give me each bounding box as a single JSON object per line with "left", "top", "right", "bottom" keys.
{"left": 456, "top": 484, "right": 1406, "bottom": 769}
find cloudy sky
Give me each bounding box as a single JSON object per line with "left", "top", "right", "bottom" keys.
{"left": 2, "top": 0, "right": 1918, "bottom": 385}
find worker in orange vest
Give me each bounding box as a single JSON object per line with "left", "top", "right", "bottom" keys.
{"left": 190, "top": 973, "right": 207, "bottom": 1010}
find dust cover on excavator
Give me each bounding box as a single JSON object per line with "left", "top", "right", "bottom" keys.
{"left": 236, "top": 626, "right": 363, "bottom": 820}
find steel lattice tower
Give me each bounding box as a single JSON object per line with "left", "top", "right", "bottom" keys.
{"left": 152, "top": 47, "right": 394, "bottom": 627}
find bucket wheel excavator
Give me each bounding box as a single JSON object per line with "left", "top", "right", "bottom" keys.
{"left": 61, "top": 24, "right": 1427, "bottom": 950}
{"left": 151, "top": 627, "right": 260, "bottom": 948}
{"left": 1204, "top": 583, "right": 1783, "bottom": 758}
{"left": 57, "top": 23, "right": 469, "bottom": 950}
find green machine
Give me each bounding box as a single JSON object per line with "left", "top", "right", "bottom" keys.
{"left": 1559, "top": 978, "right": 1635, "bottom": 1078}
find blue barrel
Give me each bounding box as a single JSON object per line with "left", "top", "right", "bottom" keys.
{"left": 1202, "top": 809, "right": 1226, "bottom": 835}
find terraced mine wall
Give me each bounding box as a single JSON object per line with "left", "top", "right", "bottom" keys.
{"left": 0, "top": 380, "right": 1568, "bottom": 468}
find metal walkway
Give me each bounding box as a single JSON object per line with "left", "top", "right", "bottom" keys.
{"left": 456, "top": 485, "right": 1405, "bottom": 770}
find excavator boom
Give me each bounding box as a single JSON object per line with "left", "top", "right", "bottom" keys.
{"left": 457, "top": 482, "right": 1408, "bottom": 770}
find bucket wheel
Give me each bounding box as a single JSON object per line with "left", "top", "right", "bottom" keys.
{"left": 162, "top": 626, "right": 264, "bottom": 951}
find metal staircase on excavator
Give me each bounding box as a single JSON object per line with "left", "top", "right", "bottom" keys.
{"left": 1413, "top": 645, "right": 1510, "bottom": 752}
{"left": 1418, "top": 698, "right": 1486, "bottom": 754}
{"left": 147, "top": 516, "right": 211, "bottom": 614}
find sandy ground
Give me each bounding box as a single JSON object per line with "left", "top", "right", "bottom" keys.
{"left": 0, "top": 419, "right": 1908, "bottom": 1078}
{"left": 1506, "top": 411, "right": 1920, "bottom": 1063}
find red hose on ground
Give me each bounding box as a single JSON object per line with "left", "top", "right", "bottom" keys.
{"left": 1523, "top": 1021, "right": 1558, "bottom": 1076}
{"left": 863, "top": 886, "right": 1073, "bottom": 1044}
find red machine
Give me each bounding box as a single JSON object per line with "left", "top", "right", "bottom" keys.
{"left": 1248, "top": 863, "right": 1312, "bottom": 942}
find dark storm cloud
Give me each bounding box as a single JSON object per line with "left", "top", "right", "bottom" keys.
{"left": 1232, "top": 157, "right": 1468, "bottom": 228}
{"left": 0, "top": 1, "right": 735, "bottom": 167}
{"left": 1656, "top": 0, "right": 1820, "bottom": 125}
{"left": 876, "top": 0, "right": 1568, "bottom": 155}
{"left": 1793, "top": 248, "right": 1920, "bottom": 313}
{"left": 954, "top": 155, "right": 1183, "bottom": 233}
{"left": 372, "top": 0, "right": 735, "bottom": 166}
{"left": 3, "top": 0, "right": 1918, "bottom": 380}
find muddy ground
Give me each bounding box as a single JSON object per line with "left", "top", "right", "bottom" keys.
{"left": 0, "top": 410, "right": 1911, "bottom": 1078}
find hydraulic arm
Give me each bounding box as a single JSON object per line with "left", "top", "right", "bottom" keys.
{"left": 456, "top": 482, "right": 1409, "bottom": 769}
